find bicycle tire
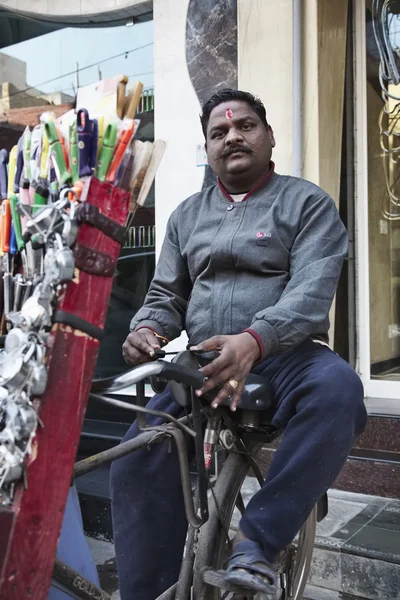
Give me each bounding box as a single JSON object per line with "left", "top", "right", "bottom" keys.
{"left": 194, "top": 444, "right": 317, "bottom": 600}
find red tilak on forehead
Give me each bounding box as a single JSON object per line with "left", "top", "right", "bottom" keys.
{"left": 226, "top": 108, "right": 233, "bottom": 119}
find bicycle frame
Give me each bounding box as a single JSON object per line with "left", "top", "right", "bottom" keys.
{"left": 54, "top": 361, "right": 281, "bottom": 600}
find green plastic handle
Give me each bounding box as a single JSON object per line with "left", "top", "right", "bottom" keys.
{"left": 96, "top": 123, "right": 118, "bottom": 181}
{"left": 44, "top": 121, "right": 72, "bottom": 187}
{"left": 69, "top": 121, "right": 79, "bottom": 184}
{"left": 33, "top": 184, "right": 49, "bottom": 214}
{"left": 9, "top": 193, "right": 24, "bottom": 252}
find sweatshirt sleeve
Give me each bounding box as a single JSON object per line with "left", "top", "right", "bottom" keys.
{"left": 129, "top": 206, "right": 192, "bottom": 341}
{"left": 247, "top": 193, "right": 348, "bottom": 359}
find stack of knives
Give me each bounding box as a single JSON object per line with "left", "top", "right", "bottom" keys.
{"left": 0, "top": 90, "right": 166, "bottom": 331}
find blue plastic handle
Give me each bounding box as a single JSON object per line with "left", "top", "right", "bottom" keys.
{"left": 10, "top": 223, "right": 17, "bottom": 255}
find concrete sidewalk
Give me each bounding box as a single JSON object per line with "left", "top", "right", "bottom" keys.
{"left": 85, "top": 484, "right": 400, "bottom": 600}
{"left": 305, "top": 489, "right": 400, "bottom": 600}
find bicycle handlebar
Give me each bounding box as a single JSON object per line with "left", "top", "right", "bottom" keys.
{"left": 91, "top": 360, "right": 205, "bottom": 394}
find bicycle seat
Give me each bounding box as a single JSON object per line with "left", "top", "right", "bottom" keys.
{"left": 169, "top": 351, "right": 275, "bottom": 411}
{"left": 221, "top": 374, "right": 274, "bottom": 411}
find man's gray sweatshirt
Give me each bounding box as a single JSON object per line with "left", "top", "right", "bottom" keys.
{"left": 130, "top": 166, "right": 348, "bottom": 360}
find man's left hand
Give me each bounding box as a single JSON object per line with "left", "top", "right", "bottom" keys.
{"left": 191, "top": 333, "right": 260, "bottom": 411}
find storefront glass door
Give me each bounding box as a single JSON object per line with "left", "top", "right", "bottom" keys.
{"left": 355, "top": 0, "right": 400, "bottom": 413}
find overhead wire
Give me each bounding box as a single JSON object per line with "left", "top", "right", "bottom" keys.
{"left": 54, "top": 71, "right": 155, "bottom": 99}
{"left": 1, "top": 42, "right": 154, "bottom": 101}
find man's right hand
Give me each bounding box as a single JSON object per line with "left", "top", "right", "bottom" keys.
{"left": 122, "top": 329, "right": 161, "bottom": 365}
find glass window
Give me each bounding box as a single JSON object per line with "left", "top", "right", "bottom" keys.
{"left": 367, "top": 4, "right": 400, "bottom": 380}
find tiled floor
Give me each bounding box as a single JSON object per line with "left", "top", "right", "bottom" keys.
{"left": 316, "top": 490, "right": 400, "bottom": 564}
{"left": 83, "top": 482, "right": 400, "bottom": 599}
{"left": 309, "top": 490, "right": 400, "bottom": 599}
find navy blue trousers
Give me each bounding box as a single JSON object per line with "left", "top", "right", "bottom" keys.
{"left": 110, "top": 340, "right": 367, "bottom": 600}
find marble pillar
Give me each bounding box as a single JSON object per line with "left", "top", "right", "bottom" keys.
{"left": 186, "top": 0, "right": 238, "bottom": 187}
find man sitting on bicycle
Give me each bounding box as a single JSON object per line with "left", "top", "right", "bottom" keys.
{"left": 113, "top": 89, "right": 367, "bottom": 599}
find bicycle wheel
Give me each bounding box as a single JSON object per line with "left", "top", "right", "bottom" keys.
{"left": 194, "top": 444, "right": 317, "bottom": 600}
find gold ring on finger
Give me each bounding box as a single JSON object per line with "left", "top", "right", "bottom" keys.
{"left": 228, "top": 379, "right": 239, "bottom": 390}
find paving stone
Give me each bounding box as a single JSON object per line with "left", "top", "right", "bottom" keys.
{"left": 308, "top": 547, "right": 342, "bottom": 592}
{"left": 83, "top": 487, "right": 400, "bottom": 600}
{"left": 316, "top": 497, "right": 367, "bottom": 538}
{"left": 303, "top": 584, "right": 341, "bottom": 599}
{"left": 86, "top": 537, "right": 116, "bottom": 564}
{"left": 341, "top": 553, "right": 400, "bottom": 600}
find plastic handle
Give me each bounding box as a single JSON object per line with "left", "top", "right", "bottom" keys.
{"left": 1, "top": 198, "right": 11, "bottom": 253}
{"left": 89, "top": 119, "right": 98, "bottom": 171}
{"left": 7, "top": 146, "right": 17, "bottom": 199}
{"left": 14, "top": 137, "right": 24, "bottom": 193}
{"left": 23, "top": 126, "right": 31, "bottom": 181}
{"left": 10, "top": 194, "right": 24, "bottom": 252}
{"left": 96, "top": 116, "right": 104, "bottom": 161}
{"left": 77, "top": 109, "right": 93, "bottom": 177}
{"left": 106, "top": 122, "right": 135, "bottom": 183}
{"left": 96, "top": 123, "right": 118, "bottom": 181}
{"left": 0, "top": 148, "right": 8, "bottom": 199}
{"left": 69, "top": 121, "right": 79, "bottom": 184}
{"left": 9, "top": 223, "right": 17, "bottom": 255}
{"left": 44, "top": 122, "right": 72, "bottom": 186}
{"left": 33, "top": 185, "right": 49, "bottom": 214}
{"left": 40, "top": 129, "right": 49, "bottom": 180}
{"left": 57, "top": 126, "right": 69, "bottom": 170}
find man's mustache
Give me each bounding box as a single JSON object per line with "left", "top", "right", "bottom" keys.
{"left": 221, "top": 146, "right": 253, "bottom": 158}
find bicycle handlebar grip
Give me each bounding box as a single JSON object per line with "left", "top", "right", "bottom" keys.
{"left": 161, "top": 361, "right": 205, "bottom": 389}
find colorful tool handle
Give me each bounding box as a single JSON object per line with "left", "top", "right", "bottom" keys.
{"left": 7, "top": 146, "right": 17, "bottom": 199}
{"left": 23, "top": 126, "right": 31, "bottom": 181}
{"left": 90, "top": 119, "right": 98, "bottom": 171}
{"left": 44, "top": 122, "right": 72, "bottom": 187}
{"left": 14, "top": 137, "right": 24, "bottom": 193}
{"left": 10, "top": 223, "right": 17, "bottom": 255}
{"left": 106, "top": 123, "right": 135, "bottom": 183}
{"left": 0, "top": 148, "right": 8, "bottom": 200}
{"left": 19, "top": 178, "right": 31, "bottom": 234}
{"left": 69, "top": 121, "right": 79, "bottom": 184}
{"left": 29, "top": 179, "right": 37, "bottom": 208}
{"left": 77, "top": 109, "right": 93, "bottom": 177}
{"left": 96, "top": 123, "right": 117, "bottom": 182}
{"left": 10, "top": 193, "right": 24, "bottom": 252}
{"left": 1, "top": 198, "right": 12, "bottom": 253}
{"left": 50, "top": 180, "right": 59, "bottom": 204}
{"left": 96, "top": 116, "right": 104, "bottom": 161}
{"left": 40, "top": 128, "right": 49, "bottom": 181}
{"left": 33, "top": 184, "right": 49, "bottom": 214}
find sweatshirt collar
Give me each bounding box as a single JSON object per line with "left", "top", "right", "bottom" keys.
{"left": 217, "top": 161, "right": 275, "bottom": 202}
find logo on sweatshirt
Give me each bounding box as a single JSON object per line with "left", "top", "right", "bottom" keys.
{"left": 256, "top": 231, "right": 271, "bottom": 239}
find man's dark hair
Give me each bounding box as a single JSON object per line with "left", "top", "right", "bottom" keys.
{"left": 200, "top": 89, "right": 269, "bottom": 138}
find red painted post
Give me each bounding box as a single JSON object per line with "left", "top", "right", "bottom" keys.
{"left": 0, "top": 179, "right": 129, "bottom": 599}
